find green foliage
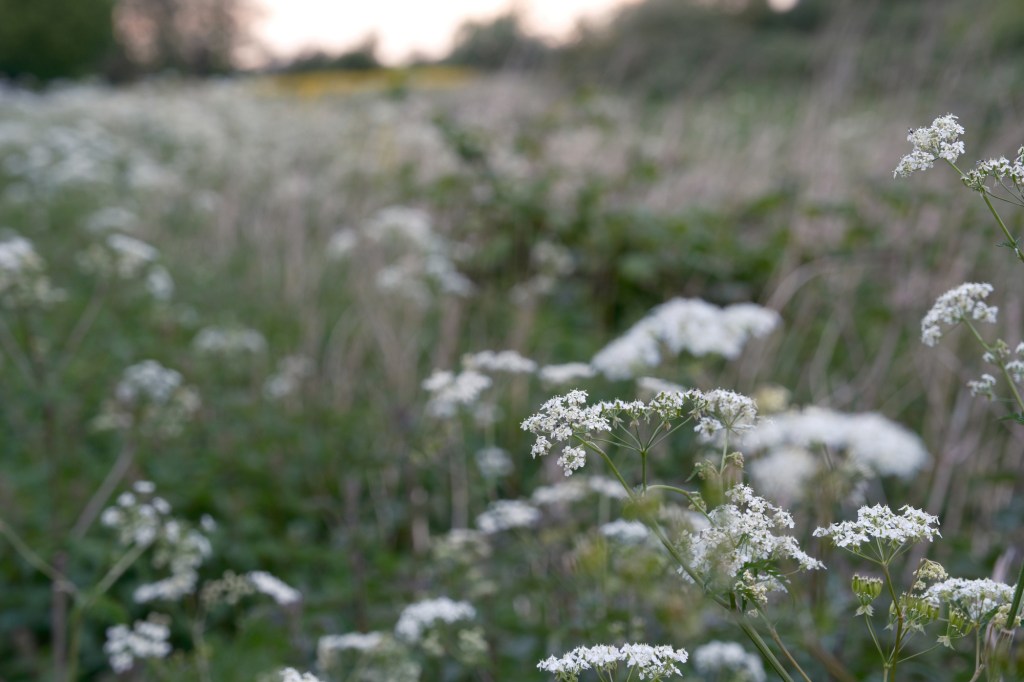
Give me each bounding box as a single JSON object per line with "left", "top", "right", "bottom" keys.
{"left": 445, "top": 12, "right": 549, "bottom": 71}
{"left": 0, "top": 0, "right": 116, "bottom": 81}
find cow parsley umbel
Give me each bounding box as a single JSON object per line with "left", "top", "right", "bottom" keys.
{"left": 920, "top": 282, "right": 997, "bottom": 347}
{"left": 538, "top": 643, "right": 689, "bottom": 681}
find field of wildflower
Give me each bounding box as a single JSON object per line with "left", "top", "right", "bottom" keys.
{"left": 2, "top": 71, "right": 1024, "bottom": 682}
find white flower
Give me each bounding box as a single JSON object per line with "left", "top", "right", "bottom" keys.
{"left": 0, "top": 234, "right": 63, "bottom": 308}
{"left": 531, "top": 479, "right": 590, "bottom": 506}
{"left": 317, "top": 632, "right": 387, "bottom": 669}
{"left": 737, "top": 406, "right": 929, "bottom": 480}
{"left": 263, "top": 355, "right": 314, "bottom": 401}
{"left": 678, "top": 484, "right": 823, "bottom": 603}
{"left": 192, "top": 326, "right": 267, "bottom": 356}
{"left": 280, "top": 668, "right": 325, "bottom": 682}
{"left": 968, "top": 373, "right": 997, "bottom": 398}
{"left": 134, "top": 572, "right": 198, "bottom": 604}
{"left": 538, "top": 643, "right": 688, "bottom": 680}
{"left": 145, "top": 265, "right": 175, "bottom": 301}
{"left": 591, "top": 298, "right": 780, "bottom": 379}
{"left": 423, "top": 369, "right": 492, "bottom": 418}
{"left": 924, "top": 578, "right": 1015, "bottom": 624}
{"left": 748, "top": 446, "right": 818, "bottom": 506}
{"left": 98, "top": 360, "right": 200, "bottom": 436}
{"left": 921, "top": 282, "right": 997, "bottom": 347}
{"left": 600, "top": 519, "right": 651, "bottom": 545}
{"left": 462, "top": 349, "right": 537, "bottom": 374}
{"left": 246, "top": 570, "right": 301, "bottom": 605}
{"left": 326, "top": 228, "right": 359, "bottom": 259}
{"left": 521, "top": 390, "right": 611, "bottom": 476}
{"left": 636, "top": 376, "right": 687, "bottom": 396}
{"left": 894, "top": 114, "right": 965, "bottom": 177}
{"left": 538, "top": 362, "right": 597, "bottom": 386}
{"left": 105, "top": 233, "right": 159, "bottom": 277}
{"left": 813, "top": 505, "right": 940, "bottom": 557}
{"left": 693, "top": 641, "right": 765, "bottom": 682}
{"left": 476, "top": 499, "right": 541, "bottom": 534}
{"left": 103, "top": 615, "right": 172, "bottom": 674}
{"left": 394, "top": 597, "right": 476, "bottom": 643}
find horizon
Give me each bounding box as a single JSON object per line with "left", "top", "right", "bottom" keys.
{"left": 251, "top": 0, "right": 636, "bottom": 66}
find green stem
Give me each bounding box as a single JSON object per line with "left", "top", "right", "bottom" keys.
{"left": 881, "top": 563, "right": 904, "bottom": 682}
{"left": 766, "top": 621, "right": 813, "bottom": 682}
{"left": 94, "top": 541, "right": 149, "bottom": 597}
{"left": 1006, "top": 559, "right": 1024, "bottom": 637}
{"left": 640, "top": 449, "right": 647, "bottom": 494}
{"left": 0, "top": 518, "right": 77, "bottom": 594}
{"left": 65, "top": 602, "right": 85, "bottom": 682}
{"left": 982, "top": 192, "right": 1024, "bottom": 264}
{"left": 948, "top": 159, "right": 1024, "bottom": 264}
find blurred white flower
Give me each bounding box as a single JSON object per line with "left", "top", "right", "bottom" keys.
{"left": 104, "top": 615, "right": 172, "bottom": 674}
{"left": 394, "top": 597, "right": 476, "bottom": 643}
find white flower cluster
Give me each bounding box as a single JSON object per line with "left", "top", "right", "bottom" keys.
{"left": 692, "top": 641, "right": 766, "bottom": 682}
{"left": 198, "top": 569, "right": 301, "bottom": 607}
{"left": 591, "top": 298, "right": 780, "bottom": 380}
{"left": 737, "top": 406, "right": 930, "bottom": 480}
{"left": 280, "top": 668, "right": 325, "bottom": 682}
{"left": 968, "top": 373, "right": 998, "bottom": 398}
{"left": 77, "top": 233, "right": 174, "bottom": 300}
{"left": 685, "top": 388, "right": 758, "bottom": 440}
{"left": 476, "top": 499, "right": 541, "bottom": 534}
{"left": 317, "top": 632, "right": 391, "bottom": 672}
{"left": 962, "top": 148, "right": 1024, "bottom": 192}
{"left": 327, "top": 206, "right": 473, "bottom": 303}
{"left": 104, "top": 614, "right": 172, "bottom": 673}
{"left": 530, "top": 475, "right": 629, "bottom": 505}
{"left": 247, "top": 571, "right": 302, "bottom": 605}
{"left": 521, "top": 390, "right": 612, "bottom": 476}
{"left": 748, "top": 446, "right": 818, "bottom": 506}
{"left": 95, "top": 360, "right": 201, "bottom": 436}
{"left": 0, "top": 233, "right": 64, "bottom": 308}
{"left": 522, "top": 388, "right": 759, "bottom": 476}
{"left": 462, "top": 349, "right": 538, "bottom": 374}
{"left": 537, "top": 643, "right": 689, "bottom": 681}
{"left": 423, "top": 349, "right": 539, "bottom": 418}
{"left": 422, "top": 368, "right": 493, "bottom": 418}
{"left": 600, "top": 519, "right": 651, "bottom": 545}
{"left": 192, "top": 326, "right": 268, "bottom": 356}
{"left": 679, "top": 484, "right": 823, "bottom": 604}
{"left": 100, "top": 481, "right": 179, "bottom": 547}
{"left": 924, "top": 578, "right": 1015, "bottom": 624}
{"left": 921, "top": 282, "right": 997, "bottom": 347}
{"left": 394, "top": 597, "right": 477, "bottom": 643}
{"left": 263, "top": 354, "right": 314, "bottom": 400}
{"left": 894, "top": 114, "right": 965, "bottom": 177}
{"left": 100, "top": 481, "right": 215, "bottom": 604}
{"left": 84, "top": 206, "right": 139, "bottom": 234}
{"left": 538, "top": 362, "right": 597, "bottom": 386}
{"left": 813, "top": 505, "right": 940, "bottom": 556}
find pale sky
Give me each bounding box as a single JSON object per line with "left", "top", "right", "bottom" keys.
{"left": 254, "top": 0, "right": 635, "bottom": 65}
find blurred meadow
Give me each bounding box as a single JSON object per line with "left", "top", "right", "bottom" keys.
{"left": 4, "top": 0, "right": 1024, "bottom": 680}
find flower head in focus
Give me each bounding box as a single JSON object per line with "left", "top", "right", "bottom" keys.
{"left": 894, "top": 114, "right": 965, "bottom": 177}
{"left": 921, "top": 282, "right": 997, "bottom": 347}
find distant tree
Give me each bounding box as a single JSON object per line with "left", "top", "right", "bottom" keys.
{"left": 283, "top": 36, "right": 382, "bottom": 73}
{"left": 0, "top": 0, "right": 117, "bottom": 82}
{"left": 114, "top": 0, "right": 257, "bottom": 75}
{"left": 445, "top": 13, "right": 549, "bottom": 70}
